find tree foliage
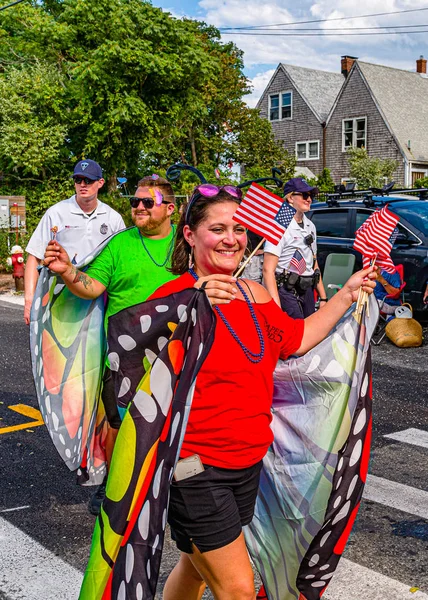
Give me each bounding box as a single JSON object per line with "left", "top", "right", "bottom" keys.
{"left": 0, "top": 0, "right": 291, "bottom": 204}
{"left": 346, "top": 147, "right": 398, "bottom": 189}
{"left": 413, "top": 176, "right": 428, "bottom": 189}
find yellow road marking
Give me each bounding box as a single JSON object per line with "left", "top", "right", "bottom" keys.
{"left": 0, "top": 404, "right": 44, "bottom": 435}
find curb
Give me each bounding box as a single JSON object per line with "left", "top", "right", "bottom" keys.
{"left": 0, "top": 294, "right": 25, "bottom": 307}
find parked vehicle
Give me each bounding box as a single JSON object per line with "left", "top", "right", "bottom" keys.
{"left": 309, "top": 193, "right": 428, "bottom": 315}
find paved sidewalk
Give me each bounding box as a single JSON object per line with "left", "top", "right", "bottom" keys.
{"left": 0, "top": 293, "right": 24, "bottom": 307}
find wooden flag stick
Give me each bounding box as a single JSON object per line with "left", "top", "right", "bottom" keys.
{"left": 234, "top": 238, "right": 265, "bottom": 278}
{"left": 355, "top": 255, "right": 377, "bottom": 316}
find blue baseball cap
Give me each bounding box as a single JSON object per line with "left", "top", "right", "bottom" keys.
{"left": 283, "top": 177, "right": 318, "bottom": 197}
{"left": 73, "top": 159, "right": 103, "bottom": 181}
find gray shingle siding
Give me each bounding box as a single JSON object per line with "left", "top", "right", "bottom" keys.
{"left": 258, "top": 68, "right": 325, "bottom": 175}
{"left": 326, "top": 68, "right": 405, "bottom": 185}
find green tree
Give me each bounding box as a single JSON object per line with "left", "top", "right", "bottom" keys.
{"left": 346, "top": 147, "right": 398, "bottom": 189}
{"left": 0, "top": 62, "right": 68, "bottom": 180}
{"left": 413, "top": 176, "right": 428, "bottom": 188}
{"left": 0, "top": 0, "right": 295, "bottom": 248}
{"left": 315, "top": 168, "right": 335, "bottom": 193}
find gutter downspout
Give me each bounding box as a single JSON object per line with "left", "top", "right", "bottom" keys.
{"left": 322, "top": 123, "right": 326, "bottom": 170}
{"left": 404, "top": 157, "right": 410, "bottom": 188}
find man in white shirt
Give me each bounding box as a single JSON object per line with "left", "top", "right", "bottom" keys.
{"left": 24, "top": 159, "right": 125, "bottom": 323}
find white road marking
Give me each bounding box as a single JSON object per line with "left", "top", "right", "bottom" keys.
{"left": 0, "top": 505, "right": 30, "bottom": 514}
{"left": 384, "top": 428, "right": 428, "bottom": 450}
{"left": 325, "top": 557, "right": 428, "bottom": 599}
{"left": 363, "top": 474, "right": 428, "bottom": 519}
{"left": 0, "top": 517, "right": 82, "bottom": 600}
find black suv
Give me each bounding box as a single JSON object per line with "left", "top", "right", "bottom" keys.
{"left": 308, "top": 194, "right": 428, "bottom": 313}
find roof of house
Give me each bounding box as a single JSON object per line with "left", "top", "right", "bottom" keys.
{"left": 356, "top": 61, "right": 428, "bottom": 162}
{"left": 279, "top": 63, "right": 344, "bottom": 122}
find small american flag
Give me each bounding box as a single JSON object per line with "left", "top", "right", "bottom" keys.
{"left": 233, "top": 183, "right": 287, "bottom": 245}
{"left": 289, "top": 249, "right": 307, "bottom": 275}
{"left": 353, "top": 205, "right": 399, "bottom": 273}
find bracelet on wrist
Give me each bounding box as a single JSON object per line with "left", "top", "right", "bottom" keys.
{"left": 319, "top": 298, "right": 328, "bottom": 302}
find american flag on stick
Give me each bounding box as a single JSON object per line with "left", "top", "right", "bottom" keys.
{"left": 353, "top": 205, "right": 399, "bottom": 273}
{"left": 233, "top": 183, "right": 293, "bottom": 245}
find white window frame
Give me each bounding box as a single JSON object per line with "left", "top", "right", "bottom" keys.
{"left": 268, "top": 90, "right": 293, "bottom": 122}
{"left": 295, "top": 140, "right": 320, "bottom": 161}
{"left": 342, "top": 116, "right": 367, "bottom": 151}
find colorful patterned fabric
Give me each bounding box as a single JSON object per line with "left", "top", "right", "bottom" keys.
{"left": 30, "top": 270, "right": 107, "bottom": 485}
{"left": 29, "top": 231, "right": 132, "bottom": 485}
{"left": 78, "top": 287, "right": 378, "bottom": 599}
{"left": 79, "top": 288, "right": 215, "bottom": 599}
{"left": 246, "top": 296, "right": 378, "bottom": 600}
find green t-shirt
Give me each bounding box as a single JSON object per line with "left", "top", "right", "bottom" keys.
{"left": 86, "top": 226, "right": 177, "bottom": 325}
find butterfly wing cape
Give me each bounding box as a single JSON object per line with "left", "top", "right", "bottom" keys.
{"left": 79, "top": 286, "right": 378, "bottom": 599}
{"left": 29, "top": 229, "right": 133, "bottom": 485}
{"left": 246, "top": 296, "right": 378, "bottom": 600}
{"left": 79, "top": 287, "right": 216, "bottom": 599}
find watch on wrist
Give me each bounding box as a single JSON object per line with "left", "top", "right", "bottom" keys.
{"left": 319, "top": 298, "right": 328, "bottom": 302}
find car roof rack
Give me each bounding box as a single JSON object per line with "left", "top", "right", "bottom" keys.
{"left": 324, "top": 182, "right": 428, "bottom": 207}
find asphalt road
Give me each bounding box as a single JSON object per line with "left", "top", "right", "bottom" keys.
{"left": 0, "top": 297, "right": 427, "bottom": 599}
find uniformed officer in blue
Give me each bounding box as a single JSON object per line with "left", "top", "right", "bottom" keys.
{"left": 24, "top": 159, "right": 125, "bottom": 324}
{"left": 263, "top": 177, "right": 328, "bottom": 318}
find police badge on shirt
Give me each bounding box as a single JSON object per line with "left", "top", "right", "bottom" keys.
{"left": 100, "top": 223, "right": 108, "bottom": 235}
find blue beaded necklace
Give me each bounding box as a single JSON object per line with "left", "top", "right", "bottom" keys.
{"left": 189, "top": 268, "right": 265, "bottom": 364}
{"left": 139, "top": 225, "right": 175, "bottom": 268}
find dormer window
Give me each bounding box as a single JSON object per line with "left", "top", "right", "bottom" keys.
{"left": 269, "top": 91, "right": 292, "bottom": 121}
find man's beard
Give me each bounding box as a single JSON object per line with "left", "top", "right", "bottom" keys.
{"left": 134, "top": 212, "right": 169, "bottom": 235}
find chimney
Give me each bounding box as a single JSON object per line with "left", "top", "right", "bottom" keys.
{"left": 416, "top": 55, "right": 427, "bottom": 74}
{"left": 341, "top": 55, "right": 357, "bottom": 78}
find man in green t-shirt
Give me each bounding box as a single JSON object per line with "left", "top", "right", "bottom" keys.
{"left": 43, "top": 175, "right": 177, "bottom": 513}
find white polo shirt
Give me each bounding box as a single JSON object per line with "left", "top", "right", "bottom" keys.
{"left": 264, "top": 214, "right": 317, "bottom": 276}
{"left": 26, "top": 195, "right": 126, "bottom": 263}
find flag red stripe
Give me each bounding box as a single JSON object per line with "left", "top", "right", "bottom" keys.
{"left": 233, "top": 183, "right": 286, "bottom": 244}
{"left": 353, "top": 205, "right": 399, "bottom": 273}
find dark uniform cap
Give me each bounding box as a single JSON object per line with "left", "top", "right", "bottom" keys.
{"left": 73, "top": 159, "right": 103, "bottom": 181}
{"left": 283, "top": 177, "right": 318, "bottom": 197}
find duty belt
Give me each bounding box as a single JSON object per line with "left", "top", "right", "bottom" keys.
{"left": 275, "top": 270, "right": 320, "bottom": 294}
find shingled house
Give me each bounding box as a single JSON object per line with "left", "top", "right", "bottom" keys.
{"left": 257, "top": 63, "right": 343, "bottom": 174}
{"left": 258, "top": 56, "right": 428, "bottom": 187}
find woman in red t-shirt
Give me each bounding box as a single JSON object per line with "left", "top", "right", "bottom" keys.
{"left": 155, "top": 186, "right": 376, "bottom": 600}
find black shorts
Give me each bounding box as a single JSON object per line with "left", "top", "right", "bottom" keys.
{"left": 101, "top": 368, "right": 121, "bottom": 429}
{"left": 168, "top": 460, "right": 263, "bottom": 554}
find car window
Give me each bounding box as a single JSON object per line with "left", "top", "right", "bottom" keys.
{"left": 392, "top": 202, "right": 428, "bottom": 236}
{"left": 355, "top": 210, "right": 372, "bottom": 233}
{"left": 310, "top": 210, "right": 349, "bottom": 238}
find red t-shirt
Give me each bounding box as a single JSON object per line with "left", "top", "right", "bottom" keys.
{"left": 150, "top": 273, "right": 304, "bottom": 469}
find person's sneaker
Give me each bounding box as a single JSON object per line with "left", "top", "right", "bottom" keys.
{"left": 88, "top": 478, "right": 107, "bottom": 516}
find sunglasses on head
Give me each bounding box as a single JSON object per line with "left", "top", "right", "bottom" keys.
{"left": 291, "top": 191, "right": 313, "bottom": 200}
{"left": 185, "top": 184, "right": 242, "bottom": 224}
{"left": 129, "top": 197, "right": 171, "bottom": 209}
{"left": 74, "top": 176, "right": 98, "bottom": 185}
{"left": 195, "top": 184, "right": 243, "bottom": 200}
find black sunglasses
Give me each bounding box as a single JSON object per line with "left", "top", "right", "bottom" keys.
{"left": 74, "top": 176, "right": 98, "bottom": 185}
{"left": 291, "top": 191, "right": 313, "bottom": 200}
{"left": 129, "top": 197, "right": 171, "bottom": 209}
